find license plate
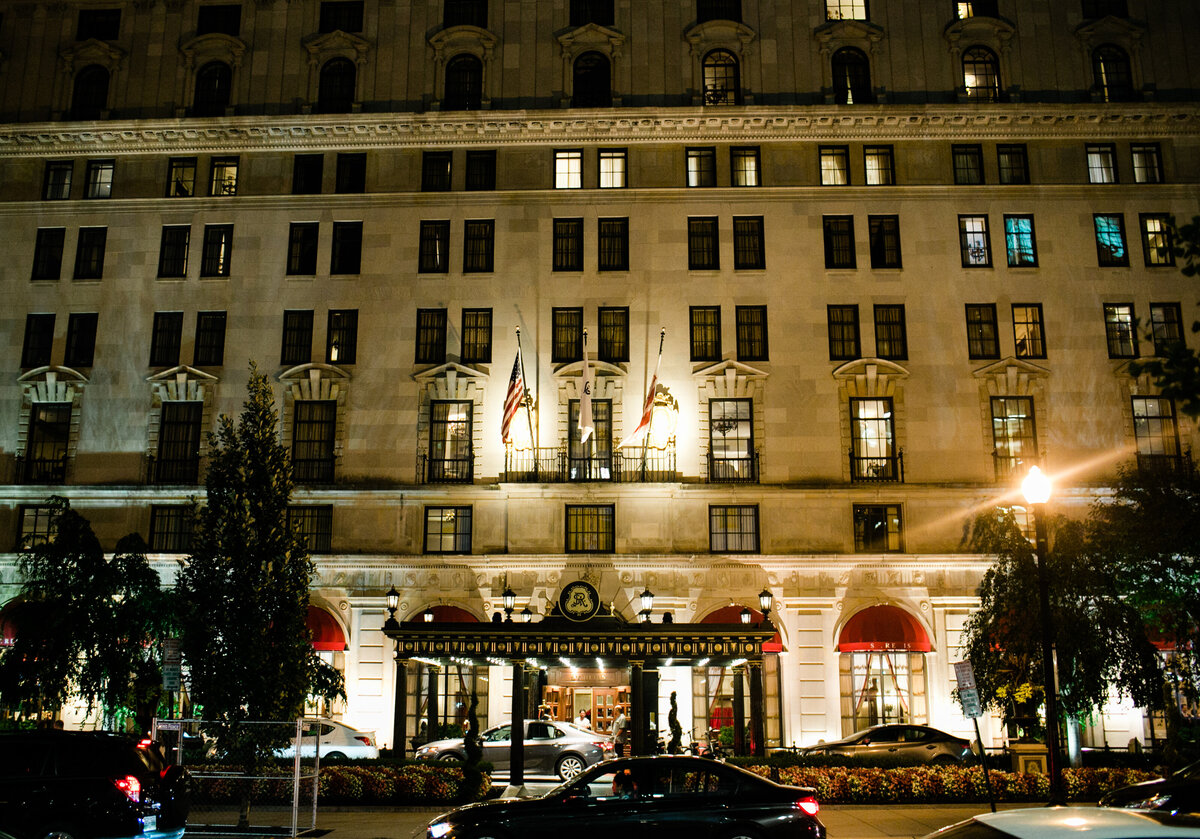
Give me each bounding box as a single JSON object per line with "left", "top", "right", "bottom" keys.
{"left": 143, "top": 816, "right": 156, "bottom": 832}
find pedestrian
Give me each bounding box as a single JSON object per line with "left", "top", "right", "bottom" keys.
{"left": 612, "top": 709, "right": 628, "bottom": 756}
{"left": 576, "top": 709, "right": 591, "bottom": 730}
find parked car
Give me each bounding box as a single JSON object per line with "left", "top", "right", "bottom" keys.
{"left": 275, "top": 719, "right": 379, "bottom": 761}
{"left": 416, "top": 719, "right": 613, "bottom": 780}
{"left": 801, "top": 724, "right": 973, "bottom": 765}
{"left": 0, "top": 729, "right": 190, "bottom": 839}
{"left": 426, "top": 754, "right": 824, "bottom": 839}
{"left": 924, "top": 806, "right": 1200, "bottom": 839}
{"left": 1101, "top": 759, "right": 1200, "bottom": 815}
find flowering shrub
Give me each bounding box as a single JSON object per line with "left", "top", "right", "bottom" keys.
{"left": 190, "top": 763, "right": 491, "bottom": 806}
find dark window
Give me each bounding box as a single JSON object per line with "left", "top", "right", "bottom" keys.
{"left": 424, "top": 506, "right": 472, "bottom": 554}
{"left": 200, "top": 225, "right": 233, "bottom": 277}
{"left": 70, "top": 65, "right": 110, "bottom": 120}
{"left": 287, "top": 222, "right": 319, "bottom": 275}
{"left": 1104, "top": 303, "right": 1138, "bottom": 358}
{"left": 330, "top": 221, "right": 362, "bottom": 274}
{"left": 708, "top": 398, "right": 753, "bottom": 481}
{"left": 962, "top": 46, "right": 1000, "bottom": 101}
{"left": 1140, "top": 213, "right": 1174, "bottom": 266}
{"left": 854, "top": 504, "right": 902, "bottom": 552}
{"left": 850, "top": 398, "right": 897, "bottom": 481}
{"left": 554, "top": 149, "right": 583, "bottom": 188}
{"left": 709, "top": 505, "right": 759, "bottom": 553}
{"left": 552, "top": 308, "right": 583, "bottom": 363}
{"left": 428, "top": 401, "right": 473, "bottom": 483}
{"left": 419, "top": 221, "right": 451, "bottom": 273}
{"left": 65, "top": 313, "right": 98, "bottom": 367}
{"left": 736, "top": 305, "right": 768, "bottom": 361}
{"left": 444, "top": 54, "right": 483, "bottom": 111}
{"left": 326, "top": 309, "right": 357, "bottom": 364}
{"left": 553, "top": 218, "right": 584, "bottom": 272}
{"left": 84, "top": 159, "right": 114, "bottom": 198}
{"left": 158, "top": 226, "right": 190, "bottom": 279}
{"left": 416, "top": 309, "right": 448, "bottom": 365}
{"left": 730, "top": 146, "right": 760, "bottom": 186}
{"left": 422, "top": 151, "right": 452, "bottom": 191}
{"left": 1082, "top": 0, "right": 1127, "bottom": 17}
{"left": 335, "top": 152, "right": 366, "bottom": 193}
{"left": 319, "top": 0, "right": 363, "bottom": 32}
{"left": 281, "top": 310, "right": 314, "bottom": 365}
{"left": 292, "top": 400, "right": 337, "bottom": 483}
{"left": 197, "top": 4, "right": 241, "bottom": 36}
{"left": 690, "top": 306, "right": 721, "bottom": 362}
{"left": 1132, "top": 143, "right": 1163, "bottom": 184}
{"left": 959, "top": 215, "right": 991, "bottom": 267}
{"left": 1093, "top": 44, "right": 1134, "bottom": 102}
{"left": 465, "top": 150, "right": 496, "bottom": 190}
{"left": 289, "top": 506, "right": 333, "bottom": 553}
{"left": 874, "top": 305, "right": 907, "bottom": 361}
{"left": 598, "top": 218, "right": 629, "bottom": 271}
{"left": 77, "top": 8, "right": 121, "bottom": 40}
{"left": 565, "top": 504, "right": 615, "bottom": 552}
{"left": 688, "top": 217, "right": 719, "bottom": 270}
{"left": 598, "top": 307, "right": 629, "bottom": 363}
{"left": 1087, "top": 143, "right": 1118, "bottom": 183}
{"left": 317, "top": 58, "right": 356, "bottom": 113}
{"left": 864, "top": 146, "right": 893, "bottom": 185}
{"left": 73, "top": 228, "right": 107, "bottom": 280}
{"left": 167, "top": 157, "right": 197, "bottom": 197}
{"left": 194, "top": 311, "right": 226, "bottom": 366}
{"left": 149, "top": 312, "right": 183, "bottom": 367}
{"left": 952, "top": 144, "right": 984, "bottom": 184}
{"left": 868, "top": 215, "right": 902, "bottom": 269}
{"left": 293, "top": 154, "right": 324, "bottom": 194}
{"left": 1012, "top": 304, "right": 1046, "bottom": 359}
{"left": 570, "top": 0, "right": 613, "bottom": 26}
{"left": 149, "top": 506, "right": 193, "bottom": 553}
{"left": 991, "top": 396, "right": 1037, "bottom": 479}
{"left": 823, "top": 216, "right": 856, "bottom": 269}
{"left": 32, "top": 229, "right": 65, "bottom": 281}
{"left": 965, "top": 304, "right": 999, "bottom": 359}
{"left": 828, "top": 305, "right": 860, "bottom": 360}
{"left": 697, "top": 0, "right": 741, "bottom": 24}
{"left": 686, "top": 147, "right": 716, "bottom": 187}
{"left": 958, "top": 0, "right": 999, "bottom": 15}
{"left": 463, "top": 220, "right": 494, "bottom": 272}
{"left": 1150, "top": 303, "right": 1184, "bottom": 356}
{"left": 21, "top": 314, "right": 55, "bottom": 368}
{"left": 1004, "top": 215, "right": 1038, "bottom": 267}
{"left": 1094, "top": 213, "right": 1128, "bottom": 266}
{"left": 733, "top": 216, "right": 765, "bottom": 270}
{"left": 155, "top": 401, "right": 202, "bottom": 483}
{"left": 24, "top": 404, "right": 71, "bottom": 484}
{"left": 820, "top": 145, "right": 850, "bottom": 185}
{"left": 193, "top": 61, "right": 232, "bottom": 117}
{"left": 573, "top": 52, "right": 612, "bottom": 107}
{"left": 461, "top": 308, "right": 492, "bottom": 363}
{"left": 599, "top": 149, "right": 626, "bottom": 188}
{"left": 444, "top": 0, "right": 487, "bottom": 28}
{"left": 832, "top": 47, "right": 872, "bottom": 104}
{"left": 209, "top": 156, "right": 238, "bottom": 196}
{"left": 702, "top": 49, "right": 740, "bottom": 105}
{"left": 43, "top": 161, "right": 73, "bottom": 200}
{"left": 997, "top": 144, "right": 1029, "bottom": 184}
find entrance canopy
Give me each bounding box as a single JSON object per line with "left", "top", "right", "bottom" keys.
{"left": 307, "top": 605, "right": 347, "bottom": 651}
{"left": 837, "top": 605, "right": 931, "bottom": 652}
{"left": 407, "top": 604, "right": 479, "bottom": 623}
{"left": 701, "top": 605, "right": 784, "bottom": 653}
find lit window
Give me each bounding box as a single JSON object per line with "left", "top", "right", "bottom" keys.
{"left": 820, "top": 146, "right": 850, "bottom": 185}
{"left": 598, "top": 307, "right": 629, "bottom": 363}
{"left": 1132, "top": 397, "right": 1182, "bottom": 477}
{"left": 864, "top": 146, "right": 894, "bottom": 185}
{"left": 167, "top": 157, "right": 197, "bottom": 197}
{"left": 957, "top": 1, "right": 998, "bottom": 17}
{"left": 702, "top": 50, "right": 740, "bottom": 105}
{"left": 461, "top": 308, "right": 492, "bottom": 364}
{"left": 555, "top": 150, "right": 583, "bottom": 189}
{"left": 708, "top": 398, "right": 755, "bottom": 482}
{"left": 962, "top": 46, "right": 1000, "bottom": 101}
{"left": 690, "top": 306, "right": 721, "bottom": 361}
{"left": 428, "top": 401, "right": 473, "bottom": 483}
{"left": 1104, "top": 303, "right": 1138, "bottom": 359}
{"left": 958, "top": 215, "right": 991, "bottom": 267}
{"left": 552, "top": 308, "right": 583, "bottom": 363}
{"left": 991, "top": 396, "right": 1037, "bottom": 480}
{"left": 209, "top": 156, "right": 239, "bottom": 196}
{"left": 1012, "top": 304, "right": 1046, "bottom": 359}
{"left": 424, "top": 506, "right": 472, "bottom": 554}
{"left": 84, "top": 159, "right": 114, "bottom": 199}
{"left": 1004, "top": 215, "right": 1038, "bottom": 267}
{"left": 1087, "top": 144, "right": 1118, "bottom": 184}
{"left": 686, "top": 148, "right": 717, "bottom": 187}
{"left": 826, "top": 0, "right": 867, "bottom": 19}
{"left": 735, "top": 305, "right": 768, "bottom": 361}
{"left": 1131, "top": 144, "right": 1163, "bottom": 184}
{"left": 850, "top": 398, "right": 897, "bottom": 481}
{"left": 20, "top": 503, "right": 60, "bottom": 549}
{"left": 1093, "top": 214, "right": 1128, "bottom": 267}
{"left": 873, "top": 304, "right": 907, "bottom": 361}
{"left": 1140, "top": 214, "right": 1174, "bottom": 267}
{"left": 731, "top": 147, "right": 760, "bottom": 186}
{"left": 1093, "top": 44, "right": 1134, "bottom": 102}
{"left": 599, "top": 149, "right": 626, "bottom": 188}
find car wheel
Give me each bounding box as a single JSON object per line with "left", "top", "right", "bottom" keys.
{"left": 557, "top": 754, "right": 587, "bottom": 781}
{"left": 439, "top": 752, "right": 465, "bottom": 762}
{"left": 325, "top": 751, "right": 348, "bottom": 761}
{"left": 723, "top": 828, "right": 764, "bottom": 839}
{"left": 467, "top": 828, "right": 510, "bottom": 839}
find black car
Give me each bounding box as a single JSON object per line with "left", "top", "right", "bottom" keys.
{"left": 801, "top": 724, "right": 973, "bottom": 765}
{"left": 426, "top": 755, "right": 824, "bottom": 839}
{"left": 0, "top": 730, "right": 190, "bottom": 839}
{"left": 1100, "top": 759, "right": 1200, "bottom": 815}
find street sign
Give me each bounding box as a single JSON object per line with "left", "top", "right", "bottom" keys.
{"left": 162, "top": 637, "right": 181, "bottom": 691}
{"left": 953, "top": 661, "right": 982, "bottom": 719}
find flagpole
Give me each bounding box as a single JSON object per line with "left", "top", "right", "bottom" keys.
{"left": 515, "top": 327, "right": 536, "bottom": 473}
{"left": 641, "top": 328, "right": 666, "bottom": 475}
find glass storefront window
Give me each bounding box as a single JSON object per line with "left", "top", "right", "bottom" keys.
{"left": 838, "top": 651, "right": 927, "bottom": 735}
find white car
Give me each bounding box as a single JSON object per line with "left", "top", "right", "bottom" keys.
{"left": 926, "top": 807, "right": 1200, "bottom": 839}
{"left": 275, "top": 720, "right": 379, "bottom": 761}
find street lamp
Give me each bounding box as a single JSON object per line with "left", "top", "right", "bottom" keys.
{"left": 739, "top": 606, "right": 752, "bottom": 625}
{"left": 520, "top": 606, "right": 533, "bottom": 623}
{"left": 640, "top": 587, "right": 654, "bottom": 613}
{"left": 502, "top": 586, "right": 516, "bottom": 622}
{"left": 383, "top": 586, "right": 400, "bottom": 631}
{"left": 758, "top": 589, "right": 773, "bottom": 619}
{"left": 1021, "top": 465, "right": 1065, "bottom": 805}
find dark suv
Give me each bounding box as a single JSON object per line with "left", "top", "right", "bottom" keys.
{"left": 0, "top": 730, "right": 190, "bottom": 839}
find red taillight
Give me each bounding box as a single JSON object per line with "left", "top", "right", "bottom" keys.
{"left": 114, "top": 775, "right": 141, "bottom": 803}
{"left": 595, "top": 741, "right": 613, "bottom": 750}
{"left": 355, "top": 736, "right": 373, "bottom": 746}
{"left": 795, "top": 796, "right": 819, "bottom": 817}
{"left": 137, "top": 738, "right": 153, "bottom": 749}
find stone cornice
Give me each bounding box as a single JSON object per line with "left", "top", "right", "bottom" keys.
{"left": 1, "top": 103, "right": 1197, "bottom": 156}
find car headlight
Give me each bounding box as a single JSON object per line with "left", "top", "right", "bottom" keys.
{"left": 416, "top": 745, "right": 435, "bottom": 757}
{"left": 429, "top": 822, "right": 453, "bottom": 839}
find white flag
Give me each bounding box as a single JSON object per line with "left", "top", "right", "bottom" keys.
{"left": 578, "top": 333, "right": 594, "bottom": 445}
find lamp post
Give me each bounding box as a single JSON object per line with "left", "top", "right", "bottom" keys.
{"left": 1021, "top": 465, "right": 1065, "bottom": 805}
{"left": 383, "top": 586, "right": 400, "bottom": 631}
{"left": 758, "top": 589, "right": 773, "bottom": 620}
{"left": 502, "top": 585, "right": 516, "bottom": 622}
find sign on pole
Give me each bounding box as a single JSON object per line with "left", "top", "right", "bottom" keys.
{"left": 162, "top": 637, "right": 182, "bottom": 691}
{"left": 953, "top": 661, "right": 982, "bottom": 718}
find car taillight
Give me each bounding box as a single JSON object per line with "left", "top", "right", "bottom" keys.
{"left": 355, "top": 736, "right": 373, "bottom": 746}
{"left": 114, "top": 775, "right": 141, "bottom": 803}
{"left": 596, "top": 741, "right": 614, "bottom": 751}
{"left": 795, "top": 796, "right": 819, "bottom": 817}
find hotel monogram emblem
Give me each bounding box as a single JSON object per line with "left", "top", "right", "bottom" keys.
{"left": 558, "top": 580, "right": 601, "bottom": 622}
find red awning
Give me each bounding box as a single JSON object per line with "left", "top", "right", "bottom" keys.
{"left": 307, "top": 605, "right": 347, "bottom": 651}
{"left": 700, "top": 605, "right": 784, "bottom": 653}
{"left": 1147, "top": 627, "right": 1177, "bottom": 651}
{"left": 838, "top": 605, "right": 932, "bottom": 652}
{"left": 406, "top": 604, "right": 479, "bottom": 623}
{"left": 0, "top": 600, "right": 20, "bottom": 648}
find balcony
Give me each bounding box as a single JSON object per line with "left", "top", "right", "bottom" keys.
{"left": 16, "top": 451, "right": 68, "bottom": 484}
{"left": 705, "top": 450, "right": 759, "bottom": 484}
{"left": 503, "top": 446, "right": 677, "bottom": 483}
{"left": 418, "top": 453, "right": 474, "bottom": 484}
{"left": 1136, "top": 451, "right": 1192, "bottom": 480}
{"left": 147, "top": 454, "right": 203, "bottom": 485}
{"left": 849, "top": 449, "right": 904, "bottom": 483}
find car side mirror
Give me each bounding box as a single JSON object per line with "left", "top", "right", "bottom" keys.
{"left": 861, "top": 737, "right": 871, "bottom": 745}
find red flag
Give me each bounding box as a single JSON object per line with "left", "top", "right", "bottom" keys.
{"left": 501, "top": 353, "right": 525, "bottom": 443}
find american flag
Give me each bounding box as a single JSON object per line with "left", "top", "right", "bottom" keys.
{"left": 501, "top": 352, "right": 525, "bottom": 443}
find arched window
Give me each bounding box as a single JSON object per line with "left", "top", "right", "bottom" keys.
{"left": 193, "top": 61, "right": 232, "bottom": 117}
{"left": 962, "top": 45, "right": 1000, "bottom": 102}
{"left": 443, "top": 54, "right": 483, "bottom": 111}
{"left": 1093, "top": 44, "right": 1134, "bottom": 102}
{"left": 572, "top": 52, "right": 611, "bottom": 108}
{"left": 317, "top": 58, "right": 356, "bottom": 113}
{"left": 70, "top": 65, "right": 110, "bottom": 120}
{"left": 703, "top": 49, "right": 740, "bottom": 105}
{"left": 831, "top": 47, "right": 872, "bottom": 104}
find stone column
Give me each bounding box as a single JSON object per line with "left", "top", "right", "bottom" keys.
{"left": 392, "top": 655, "right": 408, "bottom": 756}
{"left": 748, "top": 660, "right": 766, "bottom": 757}
{"left": 630, "top": 660, "right": 644, "bottom": 756}
{"left": 510, "top": 660, "right": 526, "bottom": 786}
{"left": 732, "top": 665, "right": 746, "bottom": 756}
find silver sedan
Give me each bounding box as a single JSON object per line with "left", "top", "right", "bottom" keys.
{"left": 415, "top": 720, "right": 614, "bottom": 780}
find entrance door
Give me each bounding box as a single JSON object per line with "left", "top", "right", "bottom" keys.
{"left": 591, "top": 688, "right": 630, "bottom": 734}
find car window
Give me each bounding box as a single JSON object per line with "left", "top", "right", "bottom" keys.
{"left": 872, "top": 726, "right": 902, "bottom": 743}
{"left": 572, "top": 766, "right": 642, "bottom": 800}
{"left": 650, "top": 765, "right": 731, "bottom": 798}
{"left": 528, "top": 723, "right": 560, "bottom": 740}
{"left": 905, "top": 727, "right": 933, "bottom": 742}
{"left": 2, "top": 741, "right": 47, "bottom": 777}
{"left": 484, "top": 726, "right": 511, "bottom": 742}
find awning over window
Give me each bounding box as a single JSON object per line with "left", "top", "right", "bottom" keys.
{"left": 701, "top": 605, "right": 783, "bottom": 653}
{"left": 838, "top": 604, "right": 931, "bottom": 652}
{"left": 0, "top": 600, "right": 20, "bottom": 648}
{"left": 407, "top": 604, "right": 479, "bottom": 623}
{"left": 307, "top": 605, "right": 347, "bottom": 651}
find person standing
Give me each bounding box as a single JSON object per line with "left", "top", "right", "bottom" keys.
{"left": 612, "top": 709, "right": 629, "bottom": 756}
{"left": 576, "top": 709, "right": 592, "bottom": 730}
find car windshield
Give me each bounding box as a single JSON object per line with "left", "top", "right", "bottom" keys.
{"left": 1177, "top": 760, "right": 1200, "bottom": 779}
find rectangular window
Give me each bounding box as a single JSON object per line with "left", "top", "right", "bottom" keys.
{"left": 1132, "top": 143, "right": 1163, "bottom": 184}
{"left": 731, "top": 146, "right": 760, "bottom": 186}
{"left": 421, "top": 151, "right": 452, "bottom": 191}
{"left": 1012, "top": 304, "right": 1046, "bottom": 359}
{"left": 21, "top": 314, "right": 55, "bottom": 368}
{"left": 708, "top": 398, "right": 754, "bottom": 481}
{"left": 566, "top": 504, "right": 615, "bottom": 553}
{"left": 735, "top": 305, "right": 768, "bottom": 361}
{"left": 462, "top": 220, "right": 494, "bottom": 272}
{"left": 157, "top": 226, "right": 191, "bottom": 279}
{"left": 1132, "top": 396, "right": 1181, "bottom": 476}
{"left": 197, "top": 4, "right": 241, "bottom": 36}
{"left": 281, "top": 310, "right": 314, "bottom": 365}
{"left": 709, "top": 505, "right": 759, "bottom": 553}
{"left": 568, "top": 399, "right": 612, "bottom": 480}
{"left": 1140, "top": 213, "right": 1174, "bottom": 266}
{"left": 155, "top": 401, "right": 202, "bottom": 483}
{"left": 1087, "top": 143, "right": 1118, "bottom": 183}
{"left": 698, "top": 0, "right": 741, "bottom": 23}
{"left": 32, "top": 228, "right": 65, "bottom": 281}
{"left": 292, "top": 153, "right": 324, "bottom": 195}
{"left": 287, "top": 222, "right": 319, "bottom": 275}
{"left": 864, "top": 146, "right": 894, "bottom": 185}
{"left": 868, "top": 215, "right": 902, "bottom": 269}
{"left": 167, "top": 157, "right": 197, "bottom": 197}
{"left": 335, "top": 153, "right": 366, "bottom": 194}
{"left": 997, "top": 144, "right": 1030, "bottom": 185}
{"left": 690, "top": 305, "right": 722, "bottom": 362}
{"left": 319, "top": 0, "right": 363, "bottom": 32}
{"left": 465, "top": 150, "right": 496, "bottom": 190}
{"left": 326, "top": 309, "right": 357, "bottom": 364}
{"left": 1094, "top": 213, "right": 1129, "bottom": 266}
{"left": 289, "top": 506, "right": 333, "bottom": 553}
{"left": 1150, "top": 303, "right": 1184, "bottom": 356}
{"left": 24, "top": 403, "right": 71, "bottom": 484}
{"left": 73, "top": 227, "right": 107, "bottom": 280}
{"left": 419, "top": 220, "right": 451, "bottom": 273}
{"left": 991, "top": 396, "right": 1037, "bottom": 480}
{"left": 200, "top": 224, "right": 233, "bottom": 277}
{"left": 552, "top": 307, "right": 583, "bottom": 363}
{"left": 958, "top": 0, "right": 999, "bottom": 16}
{"left": 149, "top": 506, "right": 193, "bottom": 553}
{"left": 424, "top": 506, "right": 472, "bottom": 554}
{"left": 194, "top": 311, "right": 226, "bottom": 366}
{"left": 1004, "top": 214, "right": 1038, "bottom": 267}
{"left": 444, "top": 0, "right": 487, "bottom": 28}
{"left": 43, "top": 161, "right": 73, "bottom": 200}
{"left": 850, "top": 397, "right": 896, "bottom": 481}
{"left": 598, "top": 218, "right": 629, "bottom": 271}
{"left": 553, "top": 218, "right": 584, "bottom": 272}
{"left": 209, "top": 156, "right": 239, "bottom": 196}
{"left": 874, "top": 304, "right": 907, "bottom": 361}
{"left": 826, "top": 0, "right": 867, "bottom": 19}
{"left": 78, "top": 7, "right": 121, "bottom": 39}
{"left": 820, "top": 145, "right": 850, "bottom": 185}
{"left": 18, "top": 505, "right": 59, "bottom": 549}
{"left": 823, "top": 215, "right": 856, "bottom": 269}
{"left": 416, "top": 308, "right": 448, "bottom": 365}
{"left": 965, "top": 304, "right": 999, "bottom": 359}
{"left": 461, "top": 308, "right": 492, "bottom": 363}
{"left": 959, "top": 215, "right": 991, "bottom": 267}
{"left": 1104, "top": 303, "right": 1139, "bottom": 358}
{"left": 65, "top": 313, "right": 98, "bottom": 367}
{"left": 686, "top": 147, "right": 716, "bottom": 187}
{"left": 732, "top": 216, "right": 765, "bottom": 270}
{"left": 688, "top": 217, "right": 720, "bottom": 270}
{"left": 555, "top": 149, "right": 583, "bottom": 189}
{"left": 598, "top": 307, "right": 629, "bottom": 363}
{"left": 428, "top": 400, "right": 473, "bottom": 483}
{"left": 330, "top": 221, "right": 362, "bottom": 274}
{"left": 853, "top": 504, "right": 902, "bottom": 552}
{"left": 150, "top": 311, "right": 184, "bottom": 367}
{"left": 952, "top": 144, "right": 984, "bottom": 185}
{"left": 84, "top": 160, "right": 114, "bottom": 198}
{"left": 1083, "top": 0, "right": 1128, "bottom": 17}
{"left": 599, "top": 149, "right": 626, "bottom": 188}
{"left": 292, "top": 400, "right": 337, "bottom": 483}
{"left": 571, "top": 0, "right": 614, "bottom": 26}
{"left": 828, "top": 305, "right": 861, "bottom": 360}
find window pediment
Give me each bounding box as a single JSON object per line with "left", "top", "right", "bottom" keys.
{"left": 832, "top": 359, "right": 907, "bottom": 399}
{"left": 814, "top": 18, "right": 885, "bottom": 54}
{"left": 18, "top": 367, "right": 88, "bottom": 403}
{"left": 1074, "top": 15, "right": 1146, "bottom": 50}
{"left": 304, "top": 30, "right": 372, "bottom": 65}
{"left": 971, "top": 357, "right": 1048, "bottom": 397}
{"left": 554, "top": 360, "right": 625, "bottom": 402}
{"left": 557, "top": 23, "right": 625, "bottom": 61}
{"left": 693, "top": 359, "right": 767, "bottom": 401}
{"left": 413, "top": 363, "right": 489, "bottom": 402}
{"left": 59, "top": 39, "right": 126, "bottom": 74}
{"left": 685, "top": 19, "right": 756, "bottom": 58}
{"left": 280, "top": 363, "right": 350, "bottom": 401}
{"left": 943, "top": 16, "right": 1015, "bottom": 54}
{"left": 180, "top": 33, "right": 247, "bottom": 69}
{"left": 428, "top": 25, "right": 498, "bottom": 61}
{"left": 147, "top": 365, "right": 218, "bottom": 403}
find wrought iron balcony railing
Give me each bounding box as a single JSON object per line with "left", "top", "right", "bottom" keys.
{"left": 503, "top": 446, "right": 677, "bottom": 483}
{"left": 16, "top": 451, "right": 69, "bottom": 485}
{"left": 147, "top": 453, "right": 203, "bottom": 485}
{"left": 1136, "top": 451, "right": 1193, "bottom": 480}
{"left": 292, "top": 455, "right": 336, "bottom": 485}
{"left": 418, "top": 453, "right": 474, "bottom": 484}
{"left": 705, "top": 451, "right": 759, "bottom": 484}
{"left": 849, "top": 449, "right": 904, "bottom": 483}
